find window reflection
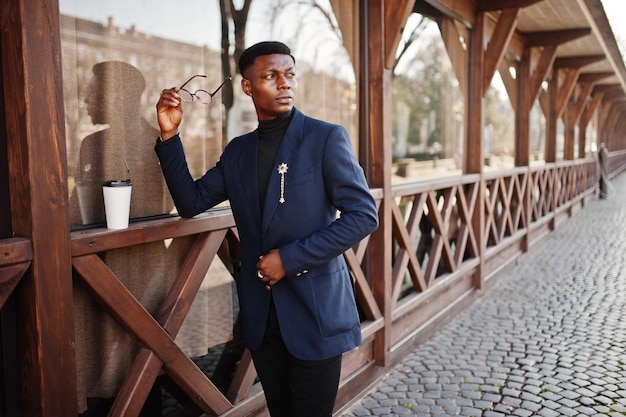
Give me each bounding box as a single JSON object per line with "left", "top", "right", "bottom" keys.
{"left": 71, "top": 61, "right": 172, "bottom": 224}
{"left": 61, "top": 1, "right": 357, "bottom": 226}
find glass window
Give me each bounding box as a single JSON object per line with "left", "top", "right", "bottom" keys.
{"left": 60, "top": 0, "right": 357, "bottom": 227}
{"left": 59, "top": 2, "right": 357, "bottom": 414}
{"left": 391, "top": 15, "right": 463, "bottom": 183}
{"left": 484, "top": 72, "right": 515, "bottom": 170}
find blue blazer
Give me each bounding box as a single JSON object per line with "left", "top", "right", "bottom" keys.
{"left": 155, "top": 108, "right": 378, "bottom": 360}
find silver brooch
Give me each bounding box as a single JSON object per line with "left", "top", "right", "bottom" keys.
{"left": 277, "top": 163, "right": 288, "bottom": 203}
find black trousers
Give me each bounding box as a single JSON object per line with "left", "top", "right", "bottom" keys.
{"left": 250, "top": 299, "right": 342, "bottom": 417}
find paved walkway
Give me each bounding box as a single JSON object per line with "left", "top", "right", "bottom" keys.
{"left": 342, "top": 174, "right": 626, "bottom": 417}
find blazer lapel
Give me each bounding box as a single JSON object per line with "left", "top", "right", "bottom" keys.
{"left": 237, "top": 130, "right": 263, "bottom": 226}
{"left": 261, "top": 110, "right": 305, "bottom": 236}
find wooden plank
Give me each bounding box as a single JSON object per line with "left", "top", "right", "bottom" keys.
{"left": 71, "top": 209, "right": 235, "bottom": 256}
{"left": 0, "top": 238, "right": 32, "bottom": 266}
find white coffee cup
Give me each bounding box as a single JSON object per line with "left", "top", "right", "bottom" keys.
{"left": 102, "top": 180, "right": 132, "bottom": 229}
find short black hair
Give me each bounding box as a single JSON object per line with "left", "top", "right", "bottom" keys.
{"left": 238, "top": 41, "right": 295, "bottom": 76}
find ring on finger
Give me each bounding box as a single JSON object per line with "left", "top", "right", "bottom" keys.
{"left": 257, "top": 270, "right": 263, "bottom": 279}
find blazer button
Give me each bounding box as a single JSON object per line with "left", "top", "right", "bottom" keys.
{"left": 265, "top": 285, "right": 271, "bottom": 291}
{"left": 302, "top": 269, "right": 309, "bottom": 274}
{"left": 295, "top": 272, "right": 301, "bottom": 277}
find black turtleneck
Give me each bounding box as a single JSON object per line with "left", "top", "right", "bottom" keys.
{"left": 258, "top": 110, "right": 294, "bottom": 209}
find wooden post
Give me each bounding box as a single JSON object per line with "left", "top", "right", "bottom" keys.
{"left": 546, "top": 71, "right": 558, "bottom": 162}
{"left": 516, "top": 47, "right": 532, "bottom": 253}
{"left": 362, "top": 0, "right": 392, "bottom": 366}
{"left": 563, "top": 106, "right": 576, "bottom": 160}
{"left": 516, "top": 49, "right": 531, "bottom": 167}
{"left": 1, "top": 0, "right": 77, "bottom": 415}
{"left": 467, "top": 11, "right": 485, "bottom": 289}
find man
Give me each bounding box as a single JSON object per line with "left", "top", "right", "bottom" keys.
{"left": 155, "top": 41, "right": 378, "bottom": 417}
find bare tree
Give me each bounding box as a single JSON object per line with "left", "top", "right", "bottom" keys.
{"left": 219, "top": 0, "right": 253, "bottom": 147}
{"left": 393, "top": 15, "right": 428, "bottom": 77}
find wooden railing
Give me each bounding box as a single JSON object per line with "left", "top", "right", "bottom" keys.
{"left": 8, "top": 157, "right": 596, "bottom": 417}
{"left": 69, "top": 190, "right": 387, "bottom": 417}
{"left": 384, "top": 159, "right": 598, "bottom": 362}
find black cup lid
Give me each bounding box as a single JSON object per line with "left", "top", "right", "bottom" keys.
{"left": 102, "top": 179, "right": 132, "bottom": 187}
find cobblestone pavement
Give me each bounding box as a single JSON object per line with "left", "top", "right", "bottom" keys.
{"left": 342, "top": 175, "right": 626, "bottom": 417}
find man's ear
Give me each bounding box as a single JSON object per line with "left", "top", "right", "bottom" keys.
{"left": 241, "top": 78, "right": 252, "bottom": 97}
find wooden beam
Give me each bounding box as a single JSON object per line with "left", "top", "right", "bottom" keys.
{"left": 555, "top": 68, "right": 580, "bottom": 119}
{"left": 384, "top": 0, "right": 414, "bottom": 69}
{"left": 476, "top": 0, "right": 543, "bottom": 11}
{"left": 578, "top": 72, "right": 613, "bottom": 83}
{"left": 440, "top": 16, "right": 468, "bottom": 97}
{"left": 553, "top": 55, "right": 605, "bottom": 69}
{"left": 529, "top": 44, "right": 558, "bottom": 104}
{"left": 567, "top": 82, "right": 595, "bottom": 126}
{"left": 483, "top": 7, "right": 520, "bottom": 96}
{"left": 580, "top": 90, "right": 604, "bottom": 128}
{"left": 423, "top": 0, "right": 474, "bottom": 28}
{"left": 523, "top": 28, "right": 591, "bottom": 47}
{"left": 573, "top": 83, "right": 597, "bottom": 159}
{"left": 593, "top": 83, "right": 621, "bottom": 94}
{"left": 499, "top": 58, "right": 518, "bottom": 111}
{"left": 603, "top": 89, "right": 626, "bottom": 103}
{"left": 413, "top": 1, "right": 443, "bottom": 19}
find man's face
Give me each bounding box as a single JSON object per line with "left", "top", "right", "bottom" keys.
{"left": 241, "top": 53, "right": 297, "bottom": 121}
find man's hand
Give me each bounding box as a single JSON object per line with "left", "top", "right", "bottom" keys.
{"left": 256, "top": 249, "right": 286, "bottom": 286}
{"left": 156, "top": 88, "right": 183, "bottom": 140}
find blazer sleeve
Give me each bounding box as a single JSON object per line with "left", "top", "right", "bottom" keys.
{"left": 154, "top": 135, "right": 227, "bottom": 218}
{"left": 278, "top": 125, "right": 379, "bottom": 275}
